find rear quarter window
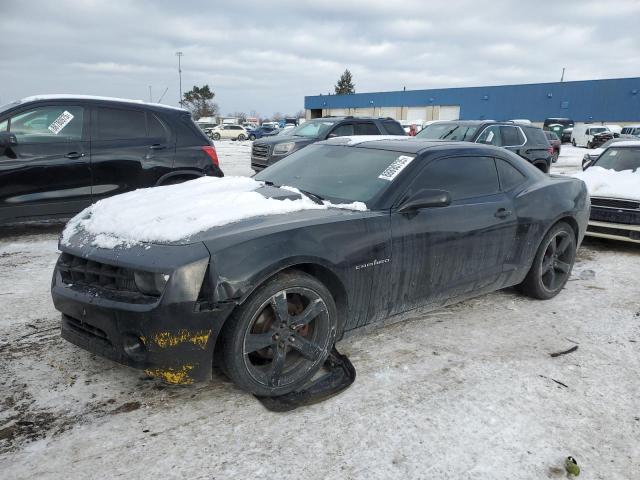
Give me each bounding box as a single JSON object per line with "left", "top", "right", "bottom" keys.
{"left": 496, "top": 158, "right": 527, "bottom": 191}
{"left": 382, "top": 120, "right": 405, "bottom": 135}
{"left": 525, "top": 127, "right": 549, "bottom": 145}
{"left": 96, "top": 107, "right": 146, "bottom": 140}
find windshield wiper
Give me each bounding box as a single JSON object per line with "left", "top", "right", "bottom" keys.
{"left": 297, "top": 189, "right": 325, "bottom": 205}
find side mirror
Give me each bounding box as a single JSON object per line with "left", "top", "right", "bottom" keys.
{"left": 0, "top": 132, "right": 17, "bottom": 156}
{"left": 327, "top": 133, "right": 337, "bottom": 138}
{"left": 398, "top": 189, "right": 451, "bottom": 213}
{"left": 582, "top": 157, "right": 592, "bottom": 170}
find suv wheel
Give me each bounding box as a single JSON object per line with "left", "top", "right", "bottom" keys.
{"left": 220, "top": 271, "right": 337, "bottom": 397}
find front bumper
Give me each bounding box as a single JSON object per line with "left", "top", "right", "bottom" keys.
{"left": 52, "top": 240, "right": 236, "bottom": 384}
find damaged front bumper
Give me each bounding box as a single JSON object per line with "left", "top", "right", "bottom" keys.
{"left": 51, "top": 240, "right": 236, "bottom": 384}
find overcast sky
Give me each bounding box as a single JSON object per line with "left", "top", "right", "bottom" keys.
{"left": 1, "top": 0, "right": 639, "bottom": 117}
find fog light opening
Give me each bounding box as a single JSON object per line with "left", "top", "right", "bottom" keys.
{"left": 123, "top": 333, "right": 146, "bottom": 360}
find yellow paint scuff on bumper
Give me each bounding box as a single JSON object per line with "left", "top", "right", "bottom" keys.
{"left": 145, "top": 364, "right": 196, "bottom": 385}
{"left": 152, "top": 329, "right": 211, "bottom": 350}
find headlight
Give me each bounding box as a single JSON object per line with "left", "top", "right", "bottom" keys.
{"left": 273, "top": 142, "right": 295, "bottom": 155}
{"left": 134, "top": 271, "right": 170, "bottom": 296}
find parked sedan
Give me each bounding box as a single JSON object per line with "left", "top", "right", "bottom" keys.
{"left": 581, "top": 138, "right": 635, "bottom": 169}
{"left": 247, "top": 125, "right": 278, "bottom": 141}
{"left": 576, "top": 141, "right": 640, "bottom": 243}
{"left": 53, "top": 138, "right": 588, "bottom": 397}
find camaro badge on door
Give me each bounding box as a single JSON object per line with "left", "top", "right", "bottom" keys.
{"left": 355, "top": 258, "right": 390, "bottom": 270}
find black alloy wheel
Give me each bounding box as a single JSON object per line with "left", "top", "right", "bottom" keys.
{"left": 519, "top": 222, "right": 576, "bottom": 300}
{"left": 221, "top": 272, "right": 337, "bottom": 396}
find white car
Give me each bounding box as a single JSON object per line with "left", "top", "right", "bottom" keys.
{"left": 574, "top": 141, "right": 640, "bottom": 244}
{"left": 208, "top": 124, "right": 248, "bottom": 141}
{"left": 571, "top": 124, "right": 610, "bottom": 148}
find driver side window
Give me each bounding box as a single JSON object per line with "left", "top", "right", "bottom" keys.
{"left": 8, "top": 105, "right": 84, "bottom": 143}
{"left": 413, "top": 156, "right": 500, "bottom": 201}
{"left": 476, "top": 125, "right": 502, "bottom": 146}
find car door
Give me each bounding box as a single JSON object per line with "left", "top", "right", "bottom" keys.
{"left": 387, "top": 155, "right": 518, "bottom": 316}
{"left": 90, "top": 106, "right": 172, "bottom": 201}
{"left": 0, "top": 103, "right": 91, "bottom": 222}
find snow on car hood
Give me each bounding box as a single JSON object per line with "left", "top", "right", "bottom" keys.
{"left": 572, "top": 166, "right": 640, "bottom": 201}
{"left": 61, "top": 176, "right": 367, "bottom": 249}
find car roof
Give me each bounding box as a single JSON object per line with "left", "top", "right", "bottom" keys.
{"left": 606, "top": 140, "right": 640, "bottom": 148}
{"left": 8, "top": 94, "right": 187, "bottom": 113}
{"left": 319, "top": 136, "right": 507, "bottom": 155}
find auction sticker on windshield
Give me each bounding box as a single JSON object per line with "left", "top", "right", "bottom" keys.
{"left": 48, "top": 111, "right": 74, "bottom": 135}
{"left": 378, "top": 155, "right": 415, "bottom": 181}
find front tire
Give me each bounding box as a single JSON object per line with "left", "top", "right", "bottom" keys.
{"left": 237, "top": 134, "right": 246, "bottom": 141}
{"left": 212, "top": 133, "right": 221, "bottom": 140}
{"left": 249, "top": 134, "right": 256, "bottom": 141}
{"left": 221, "top": 271, "right": 337, "bottom": 397}
{"left": 518, "top": 222, "right": 576, "bottom": 300}
{"left": 571, "top": 139, "right": 576, "bottom": 147}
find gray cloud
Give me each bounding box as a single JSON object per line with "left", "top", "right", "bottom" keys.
{"left": 1, "top": 0, "right": 639, "bottom": 117}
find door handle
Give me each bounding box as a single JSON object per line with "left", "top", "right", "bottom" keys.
{"left": 65, "top": 152, "right": 85, "bottom": 159}
{"left": 149, "top": 144, "right": 166, "bottom": 150}
{"left": 495, "top": 208, "right": 512, "bottom": 219}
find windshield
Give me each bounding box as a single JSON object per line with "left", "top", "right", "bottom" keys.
{"left": 288, "top": 120, "right": 337, "bottom": 138}
{"left": 416, "top": 122, "right": 478, "bottom": 141}
{"left": 545, "top": 119, "right": 574, "bottom": 127}
{"left": 590, "top": 127, "right": 608, "bottom": 135}
{"left": 594, "top": 147, "right": 640, "bottom": 172}
{"left": 255, "top": 144, "right": 414, "bottom": 203}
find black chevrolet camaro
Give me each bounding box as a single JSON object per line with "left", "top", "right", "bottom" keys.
{"left": 52, "top": 138, "right": 590, "bottom": 397}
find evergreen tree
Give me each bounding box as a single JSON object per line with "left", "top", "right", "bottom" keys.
{"left": 182, "top": 85, "right": 219, "bottom": 119}
{"left": 334, "top": 69, "right": 355, "bottom": 95}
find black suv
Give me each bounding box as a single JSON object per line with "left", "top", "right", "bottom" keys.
{"left": 416, "top": 121, "right": 553, "bottom": 172}
{"left": 251, "top": 116, "right": 405, "bottom": 172}
{"left": 0, "top": 95, "right": 223, "bottom": 224}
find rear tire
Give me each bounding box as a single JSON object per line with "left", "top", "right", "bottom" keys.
{"left": 220, "top": 271, "right": 337, "bottom": 397}
{"left": 518, "top": 222, "right": 576, "bottom": 300}
{"left": 552, "top": 151, "right": 559, "bottom": 163}
{"left": 237, "top": 134, "right": 246, "bottom": 141}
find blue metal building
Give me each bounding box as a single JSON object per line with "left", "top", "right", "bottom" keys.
{"left": 304, "top": 77, "right": 640, "bottom": 123}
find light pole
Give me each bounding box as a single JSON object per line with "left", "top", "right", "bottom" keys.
{"left": 176, "top": 51, "right": 183, "bottom": 106}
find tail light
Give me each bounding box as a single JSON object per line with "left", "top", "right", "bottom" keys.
{"left": 547, "top": 146, "right": 554, "bottom": 155}
{"left": 201, "top": 145, "right": 219, "bottom": 167}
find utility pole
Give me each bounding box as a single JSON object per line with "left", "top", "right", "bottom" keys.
{"left": 560, "top": 67, "right": 565, "bottom": 82}
{"left": 148, "top": 85, "right": 152, "bottom": 102}
{"left": 176, "top": 51, "right": 184, "bottom": 106}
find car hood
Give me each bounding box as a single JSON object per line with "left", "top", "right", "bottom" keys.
{"left": 253, "top": 135, "right": 317, "bottom": 147}
{"left": 61, "top": 182, "right": 371, "bottom": 250}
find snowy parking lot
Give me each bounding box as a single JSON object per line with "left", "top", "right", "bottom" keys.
{"left": 1, "top": 142, "right": 639, "bottom": 479}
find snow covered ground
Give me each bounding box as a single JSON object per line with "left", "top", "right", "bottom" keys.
{"left": 1, "top": 141, "right": 639, "bottom": 479}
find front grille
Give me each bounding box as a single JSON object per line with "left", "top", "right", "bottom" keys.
{"left": 590, "top": 207, "right": 640, "bottom": 225}
{"left": 591, "top": 197, "right": 640, "bottom": 210}
{"left": 57, "top": 253, "right": 143, "bottom": 295}
{"left": 251, "top": 143, "right": 270, "bottom": 162}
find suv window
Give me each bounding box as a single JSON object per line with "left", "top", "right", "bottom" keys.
{"left": 500, "top": 126, "right": 525, "bottom": 146}
{"left": 415, "top": 156, "right": 499, "bottom": 200}
{"left": 148, "top": 114, "right": 166, "bottom": 139}
{"left": 330, "top": 123, "right": 355, "bottom": 137}
{"left": 496, "top": 158, "right": 526, "bottom": 191}
{"left": 382, "top": 120, "right": 405, "bottom": 135}
{"left": 8, "top": 105, "right": 84, "bottom": 143}
{"left": 476, "top": 125, "right": 502, "bottom": 146}
{"left": 96, "top": 107, "right": 146, "bottom": 140}
{"left": 355, "top": 122, "right": 380, "bottom": 135}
